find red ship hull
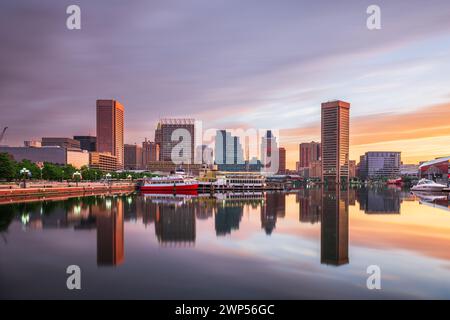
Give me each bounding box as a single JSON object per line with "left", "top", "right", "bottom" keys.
{"left": 140, "top": 184, "right": 199, "bottom": 192}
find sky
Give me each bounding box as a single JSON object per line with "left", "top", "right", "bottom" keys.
{"left": 1, "top": 0, "right": 450, "bottom": 168}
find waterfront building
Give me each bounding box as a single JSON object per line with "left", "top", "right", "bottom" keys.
{"left": 309, "top": 160, "right": 322, "bottom": 179}
{"left": 96, "top": 99, "right": 124, "bottom": 169}
{"left": 400, "top": 164, "right": 419, "bottom": 177}
{"left": 419, "top": 156, "right": 450, "bottom": 186}
{"left": 299, "top": 142, "right": 321, "bottom": 168}
{"left": 124, "top": 144, "right": 143, "bottom": 170}
{"left": 74, "top": 135, "right": 97, "bottom": 152}
{"left": 214, "top": 130, "right": 244, "bottom": 170}
{"left": 154, "top": 118, "right": 195, "bottom": 164}
{"left": 260, "top": 130, "right": 279, "bottom": 174}
{"left": 0, "top": 146, "right": 89, "bottom": 169}
{"left": 321, "top": 100, "right": 350, "bottom": 184}
{"left": 278, "top": 147, "right": 286, "bottom": 174}
{"left": 359, "top": 151, "right": 401, "bottom": 179}
{"left": 42, "top": 137, "right": 81, "bottom": 149}
{"left": 89, "top": 152, "right": 118, "bottom": 172}
{"left": 142, "top": 139, "right": 160, "bottom": 167}
{"left": 349, "top": 160, "right": 356, "bottom": 178}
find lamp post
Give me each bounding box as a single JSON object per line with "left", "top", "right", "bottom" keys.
{"left": 105, "top": 173, "right": 112, "bottom": 187}
{"left": 20, "top": 168, "right": 31, "bottom": 189}
{"left": 73, "top": 171, "right": 82, "bottom": 187}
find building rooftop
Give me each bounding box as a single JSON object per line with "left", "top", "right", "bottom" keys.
{"left": 158, "top": 118, "right": 195, "bottom": 125}
{"left": 419, "top": 156, "right": 450, "bottom": 168}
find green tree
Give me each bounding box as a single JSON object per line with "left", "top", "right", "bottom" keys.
{"left": 16, "top": 159, "right": 40, "bottom": 180}
{"left": 42, "top": 162, "right": 63, "bottom": 181}
{"left": 0, "top": 153, "right": 17, "bottom": 181}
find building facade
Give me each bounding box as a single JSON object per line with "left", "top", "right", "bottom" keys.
{"left": 419, "top": 156, "right": 450, "bottom": 186}
{"left": 74, "top": 135, "right": 97, "bottom": 152}
{"left": 124, "top": 144, "right": 143, "bottom": 170}
{"left": 278, "top": 147, "right": 286, "bottom": 174}
{"left": 321, "top": 100, "right": 350, "bottom": 184}
{"left": 260, "top": 130, "right": 279, "bottom": 174}
{"left": 142, "top": 139, "right": 160, "bottom": 168}
{"left": 89, "top": 152, "right": 118, "bottom": 172}
{"left": 0, "top": 146, "right": 89, "bottom": 169}
{"left": 96, "top": 99, "right": 124, "bottom": 169}
{"left": 214, "top": 130, "right": 244, "bottom": 168}
{"left": 41, "top": 137, "right": 81, "bottom": 149}
{"left": 359, "top": 152, "right": 401, "bottom": 179}
{"left": 154, "top": 118, "right": 195, "bottom": 164}
{"left": 299, "top": 142, "right": 321, "bottom": 168}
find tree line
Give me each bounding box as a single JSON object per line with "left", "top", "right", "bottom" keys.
{"left": 0, "top": 153, "right": 154, "bottom": 182}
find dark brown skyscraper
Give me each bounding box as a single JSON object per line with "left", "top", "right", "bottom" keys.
{"left": 321, "top": 100, "right": 350, "bottom": 184}
{"left": 154, "top": 119, "right": 195, "bottom": 164}
{"left": 96, "top": 99, "right": 124, "bottom": 169}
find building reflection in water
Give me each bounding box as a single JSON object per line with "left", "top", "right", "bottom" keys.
{"left": 321, "top": 188, "right": 349, "bottom": 266}
{"left": 154, "top": 195, "right": 196, "bottom": 246}
{"left": 297, "top": 189, "right": 321, "bottom": 224}
{"left": 260, "top": 192, "right": 285, "bottom": 235}
{"left": 357, "top": 187, "right": 401, "bottom": 214}
{"left": 94, "top": 197, "right": 125, "bottom": 266}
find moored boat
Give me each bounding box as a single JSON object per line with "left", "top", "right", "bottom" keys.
{"left": 140, "top": 175, "right": 199, "bottom": 192}
{"left": 410, "top": 179, "right": 446, "bottom": 192}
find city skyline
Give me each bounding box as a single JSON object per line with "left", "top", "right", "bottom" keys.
{"left": 1, "top": 1, "right": 450, "bottom": 170}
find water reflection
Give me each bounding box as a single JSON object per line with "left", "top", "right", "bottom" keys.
{"left": 1, "top": 188, "right": 450, "bottom": 268}
{"left": 321, "top": 189, "right": 349, "bottom": 266}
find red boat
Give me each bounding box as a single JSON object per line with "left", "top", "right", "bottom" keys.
{"left": 387, "top": 177, "right": 403, "bottom": 185}
{"left": 140, "top": 175, "right": 199, "bottom": 192}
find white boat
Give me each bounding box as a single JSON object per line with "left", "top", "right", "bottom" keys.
{"left": 410, "top": 179, "right": 446, "bottom": 192}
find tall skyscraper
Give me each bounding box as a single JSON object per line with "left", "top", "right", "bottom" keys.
{"left": 96, "top": 99, "right": 124, "bottom": 169}
{"left": 321, "top": 100, "right": 350, "bottom": 184}
{"left": 278, "top": 147, "right": 286, "bottom": 174}
{"left": 154, "top": 118, "right": 195, "bottom": 164}
{"left": 214, "top": 130, "right": 244, "bottom": 166}
{"left": 299, "top": 142, "right": 321, "bottom": 168}
{"left": 260, "top": 130, "right": 279, "bottom": 174}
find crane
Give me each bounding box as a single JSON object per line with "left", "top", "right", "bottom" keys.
{"left": 0, "top": 127, "right": 8, "bottom": 143}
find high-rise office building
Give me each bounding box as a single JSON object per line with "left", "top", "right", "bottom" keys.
{"left": 278, "top": 147, "right": 286, "bottom": 174}
{"left": 321, "top": 100, "right": 350, "bottom": 184}
{"left": 124, "top": 144, "right": 143, "bottom": 170}
{"left": 96, "top": 99, "right": 124, "bottom": 169}
{"left": 260, "top": 130, "right": 279, "bottom": 174}
{"left": 214, "top": 130, "right": 244, "bottom": 166}
{"left": 154, "top": 118, "right": 195, "bottom": 164}
{"left": 74, "top": 135, "right": 97, "bottom": 152}
{"left": 299, "top": 142, "right": 321, "bottom": 168}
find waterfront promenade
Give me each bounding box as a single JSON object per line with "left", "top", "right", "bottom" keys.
{"left": 0, "top": 181, "right": 135, "bottom": 204}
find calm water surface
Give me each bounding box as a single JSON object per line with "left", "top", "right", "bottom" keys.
{"left": 1, "top": 187, "right": 450, "bottom": 299}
